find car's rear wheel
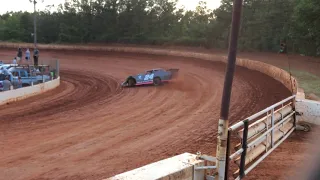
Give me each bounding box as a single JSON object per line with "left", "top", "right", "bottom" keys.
{"left": 153, "top": 77, "right": 162, "bottom": 86}
{"left": 128, "top": 78, "right": 135, "bottom": 87}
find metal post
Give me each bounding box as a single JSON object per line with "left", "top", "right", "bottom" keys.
{"left": 29, "top": 66, "right": 33, "bottom": 86}
{"left": 56, "top": 59, "right": 59, "bottom": 78}
{"left": 33, "top": 0, "right": 37, "bottom": 48}
{"left": 216, "top": 0, "right": 243, "bottom": 179}
{"left": 265, "top": 111, "right": 269, "bottom": 153}
{"left": 271, "top": 108, "right": 275, "bottom": 148}
{"left": 224, "top": 129, "right": 232, "bottom": 180}
{"left": 239, "top": 120, "right": 249, "bottom": 179}
{"left": 293, "top": 107, "right": 297, "bottom": 128}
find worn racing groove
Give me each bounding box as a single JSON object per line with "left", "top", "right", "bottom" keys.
{"left": 0, "top": 50, "right": 292, "bottom": 180}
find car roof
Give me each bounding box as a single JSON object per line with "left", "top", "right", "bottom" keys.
{"left": 1, "top": 64, "right": 15, "bottom": 66}
{"left": 8, "top": 67, "right": 29, "bottom": 70}
{"left": 146, "top": 68, "right": 164, "bottom": 72}
{"left": 0, "top": 64, "right": 15, "bottom": 69}
{"left": 0, "top": 68, "right": 10, "bottom": 73}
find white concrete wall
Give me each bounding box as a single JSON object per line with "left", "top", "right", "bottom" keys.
{"left": 0, "top": 77, "right": 60, "bottom": 106}
{"left": 105, "top": 153, "right": 204, "bottom": 180}
{"left": 296, "top": 98, "right": 320, "bottom": 125}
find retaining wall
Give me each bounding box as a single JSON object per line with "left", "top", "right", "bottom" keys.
{"left": 296, "top": 98, "right": 320, "bottom": 125}
{"left": 105, "top": 153, "right": 205, "bottom": 180}
{"left": 0, "top": 77, "right": 60, "bottom": 106}
{"left": 0, "top": 42, "right": 299, "bottom": 94}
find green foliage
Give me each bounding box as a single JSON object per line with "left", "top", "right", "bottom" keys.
{"left": 0, "top": 0, "right": 319, "bottom": 56}
{"left": 290, "top": 0, "right": 320, "bottom": 56}
{"left": 288, "top": 69, "right": 320, "bottom": 97}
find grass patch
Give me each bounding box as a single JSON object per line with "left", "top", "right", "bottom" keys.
{"left": 287, "top": 69, "right": 320, "bottom": 97}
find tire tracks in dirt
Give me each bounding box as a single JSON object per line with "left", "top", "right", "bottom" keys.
{"left": 0, "top": 50, "right": 291, "bottom": 180}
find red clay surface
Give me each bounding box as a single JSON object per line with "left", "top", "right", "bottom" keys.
{"left": 0, "top": 48, "right": 314, "bottom": 180}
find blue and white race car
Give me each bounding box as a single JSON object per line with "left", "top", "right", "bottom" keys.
{"left": 121, "top": 68, "right": 179, "bottom": 87}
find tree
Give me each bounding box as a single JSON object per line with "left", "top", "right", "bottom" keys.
{"left": 291, "top": 0, "right": 320, "bottom": 55}
{"left": 0, "top": 0, "right": 319, "bottom": 56}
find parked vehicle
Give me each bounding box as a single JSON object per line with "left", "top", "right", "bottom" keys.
{"left": 7, "top": 66, "right": 51, "bottom": 87}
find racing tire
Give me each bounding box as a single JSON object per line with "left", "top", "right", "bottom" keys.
{"left": 128, "top": 78, "right": 135, "bottom": 87}
{"left": 301, "top": 123, "right": 311, "bottom": 132}
{"left": 153, "top": 77, "right": 162, "bottom": 86}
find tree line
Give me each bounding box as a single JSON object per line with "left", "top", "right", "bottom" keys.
{"left": 0, "top": 0, "right": 319, "bottom": 56}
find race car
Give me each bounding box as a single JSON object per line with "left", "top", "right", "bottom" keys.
{"left": 121, "top": 68, "right": 179, "bottom": 87}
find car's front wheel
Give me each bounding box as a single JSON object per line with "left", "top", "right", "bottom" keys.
{"left": 127, "top": 78, "right": 136, "bottom": 87}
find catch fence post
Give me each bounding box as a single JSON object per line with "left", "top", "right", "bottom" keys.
{"left": 239, "top": 119, "right": 249, "bottom": 179}
{"left": 56, "top": 59, "right": 60, "bottom": 78}
{"left": 271, "top": 108, "right": 275, "bottom": 148}
{"left": 224, "top": 129, "right": 232, "bottom": 180}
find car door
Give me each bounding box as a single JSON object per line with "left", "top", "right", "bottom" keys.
{"left": 0, "top": 74, "right": 5, "bottom": 90}
{"left": 11, "top": 70, "right": 19, "bottom": 78}
{"left": 9, "top": 70, "right": 19, "bottom": 86}
{"left": 19, "top": 70, "right": 29, "bottom": 84}
{"left": 142, "top": 70, "right": 154, "bottom": 82}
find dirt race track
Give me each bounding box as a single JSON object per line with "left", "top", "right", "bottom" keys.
{"left": 0, "top": 48, "right": 318, "bottom": 180}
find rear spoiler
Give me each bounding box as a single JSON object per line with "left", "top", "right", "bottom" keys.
{"left": 167, "top": 68, "right": 179, "bottom": 78}
{"left": 166, "top": 68, "right": 179, "bottom": 73}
